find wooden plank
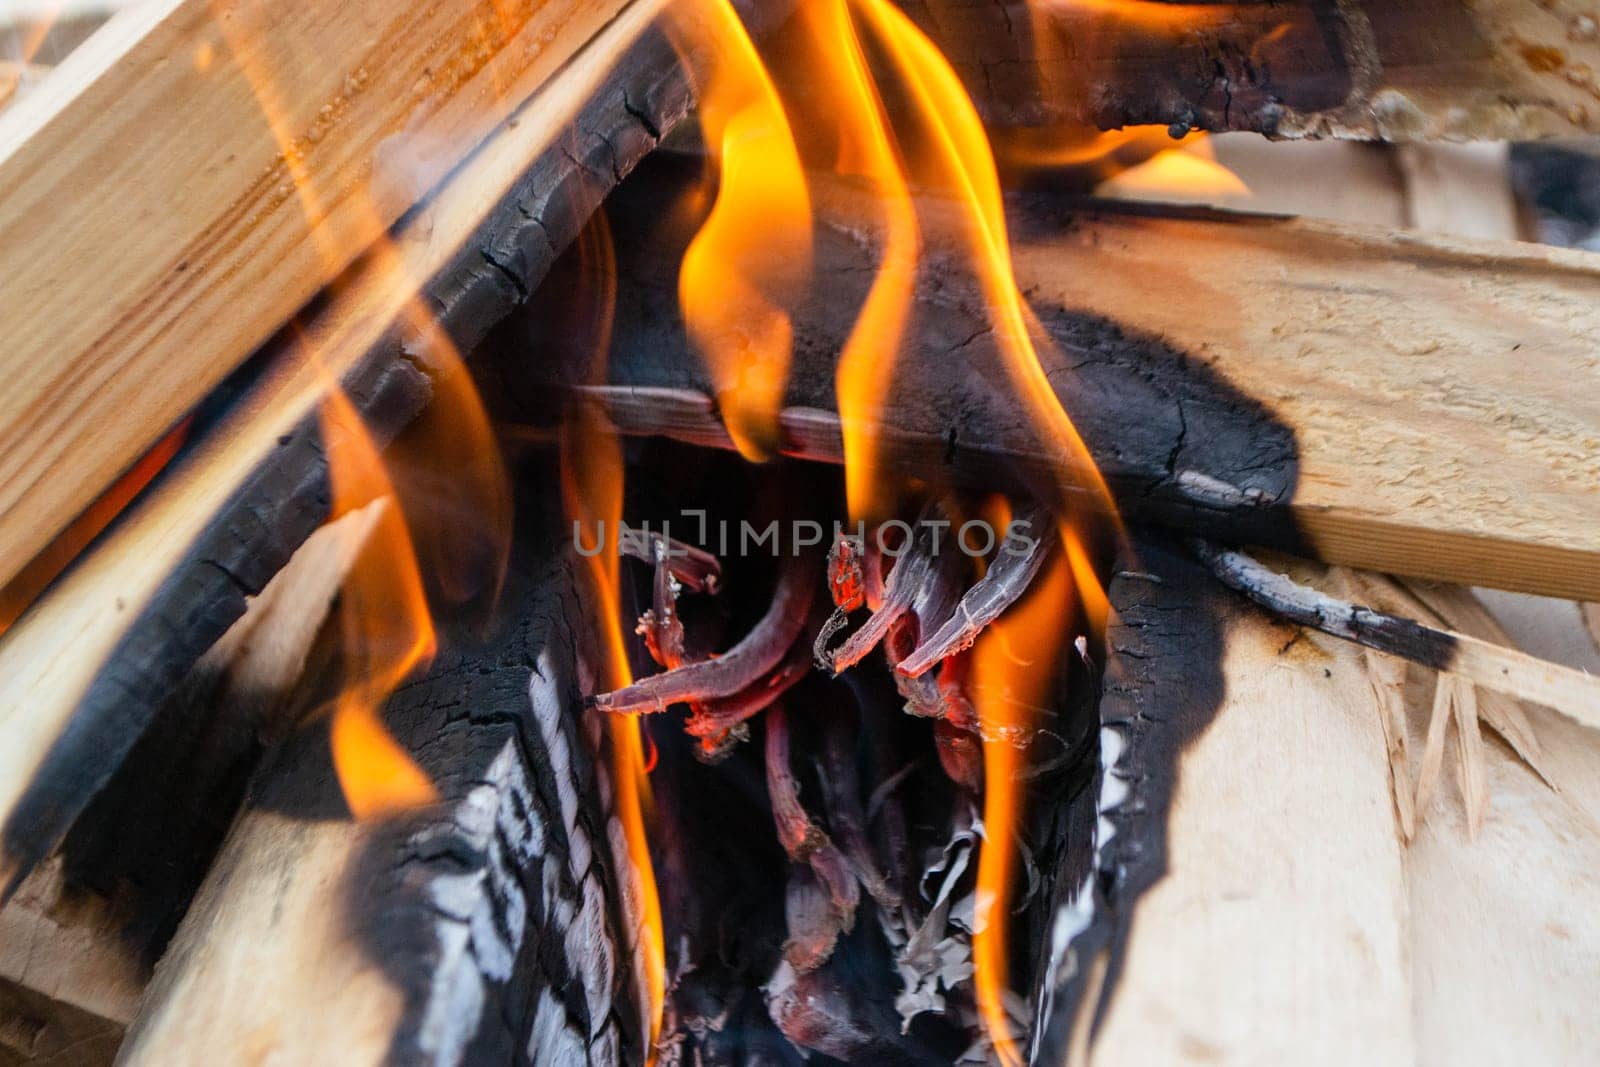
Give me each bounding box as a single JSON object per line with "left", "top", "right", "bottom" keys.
{"left": 0, "top": 0, "right": 634, "bottom": 591}
{"left": 570, "top": 157, "right": 1600, "bottom": 601}
{"left": 0, "top": 0, "right": 701, "bottom": 897}
{"left": 1032, "top": 546, "right": 1600, "bottom": 1064}
{"left": 1089, "top": 585, "right": 1415, "bottom": 1066}
{"left": 904, "top": 0, "right": 1600, "bottom": 141}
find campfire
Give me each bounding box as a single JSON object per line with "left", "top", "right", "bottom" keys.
{"left": 2, "top": 0, "right": 1600, "bottom": 1064}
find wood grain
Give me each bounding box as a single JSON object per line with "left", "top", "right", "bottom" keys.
{"left": 0, "top": 0, "right": 632, "bottom": 590}
{"left": 1011, "top": 204, "right": 1600, "bottom": 599}
{"left": 1035, "top": 547, "right": 1600, "bottom": 1065}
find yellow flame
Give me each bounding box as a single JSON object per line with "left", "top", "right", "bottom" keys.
{"left": 673, "top": 0, "right": 813, "bottom": 462}
{"left": 787, "top": 0, "right": 920, "bottom": 523}
{"left": 851, "top": 0, "right": 1115, "bottom": 514}
{"left": 970, "top": 522, "right": 1074, "bottom": 1067}
{"left": 321, "top": 387, "right": 440, "bottom": 816}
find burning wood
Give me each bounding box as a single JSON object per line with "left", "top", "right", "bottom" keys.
{"left": 0, "top": 0, "right": 715, "bottom": 898}
{"left": 565, "top": 155, "right": 1600, "bottom": 603}
{"left": 2, "top": 0, "right": 1600, "bottom": 1063}
{"left": 590, "top": 549, "right": 820, "bottom": 715}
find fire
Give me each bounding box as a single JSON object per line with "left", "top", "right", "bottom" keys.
{"left": 321, "top": 386, "right": 441, "bottom": 817}
{"left": 671, "top": 0, "right": 812, "bottom": 462}
{"left": 214, "top": 13, "right": 510, "bottom": 816}
{"left": 849, "top": 0, "right": 1115, "bottom": 516}
{"left": 559, "top": 211, "right": 665, "bottom": 1056}
{"left": 661, "top": 0, "right": 1136, "bottom": 1056}
{"left": 561, "top": 403, "right": 666, "bottom": 1057}
{"left": 783, "top": 0, "right": 920, "bottom": 523}
{"left": 970, "top": 518, "right": 1076, "bottom": 1067}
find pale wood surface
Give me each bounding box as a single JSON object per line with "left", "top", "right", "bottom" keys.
{"left": 1009, "top": 208, "right": 1600, "bottom": 600}
{"left": 1089, "top": 613, "right": 1414, "bottom": 1067}
{"left": 0, "top": 0, "right": 632, "bottom": 590}
{"left": 122, "top": 811, "right": 405, "bottom": 1064}
{"left": 1089, "top": 600, "right": 1600, "bottom": 1065}
{"left": 0, "top": 0, "right": 672, "bottom": 889}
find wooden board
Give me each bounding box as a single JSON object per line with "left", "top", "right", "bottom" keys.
{"left": 903, "top": 0, "right": 1600, "bottom": 141}
{"left": 570, "top": 157, "right": 1600, "bottom": 601}
{"left": 1033, "top": 546, "right": 1600, "bottom": 1065}
{"left": 0, "top": 0, "right": 697, "bottom": 897}
{"left": 0, "top": 0, "right": 633, "bottom": 590}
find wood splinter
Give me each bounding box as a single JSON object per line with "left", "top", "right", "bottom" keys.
{"left": 1193, "top": 540, "right": 1600, "bottom": 732}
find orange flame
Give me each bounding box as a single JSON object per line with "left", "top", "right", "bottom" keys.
{"left": 561, "top": 404, "right": 666, "bottom": 1058}
{"left": 849, "top": 0, "right": 1115, "bottom": 513}
{"left": 671, "top": 0, "right": 812, "bottom": 462}
{"left": 970, "top": 518, "right": 1075, "bottom": 1067}
{"left": 558, "top": 211, "right": 665, "bottom": 1057}
{"left": 322, "top": 387, "right": 440, "bottom": 817}
{"left": 212, "top": 11, "right": 510, "bottom": 817}
{"left": 783, "top": 0, "right": 919, "bottom": 523}
{"left": 667, "top": 4, "right": 1130, "bottom": 1054}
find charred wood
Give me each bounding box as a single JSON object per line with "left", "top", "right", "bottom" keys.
{"left": 900, "top": 0, "right": 1600, "bottom": 141}
{"left": 0, "top": 0, "right": 795, "bottom": 900}
{"left": 526, "top": 153, "right": 1600, "bottom": 602}
{"left": 121, "top": 494, "right": 649, "bottom": 1065}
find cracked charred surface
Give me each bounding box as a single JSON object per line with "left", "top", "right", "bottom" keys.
{"left": 529, "top": 152, "right": 1299, "bottom": 543}
{"left": 1029, "top": 537, "right": 1230, "bottom": 1064}
{"left": 121, "top": 499, "right": 648, "bottom": 1066}
{"left": 551, "top": 153, "right": 1600, "bottom": 601}
{"left": 900, "top": 0, "right": 1600, "bottom": 141}
{"left": 0, "top": 0, "right": 795, "bottom": 901}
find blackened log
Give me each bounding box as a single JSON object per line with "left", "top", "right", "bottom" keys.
{"left": 899, "top": 0, "right": 1600, "bottom": 141}
{"left": 120, "top": 501, "right": 650, "bottom": 1065}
